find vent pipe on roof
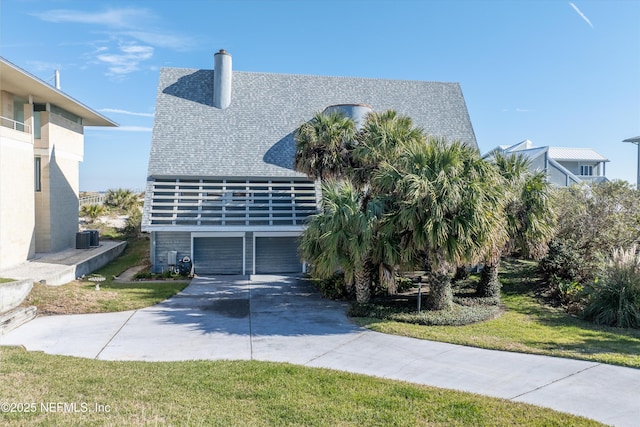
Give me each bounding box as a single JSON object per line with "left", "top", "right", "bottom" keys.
{"left": 323, "top": 104, "right": 373, "bottom": 130}
{"left": 213, "top": 49, "right": 232, "bottom": 109}
{"left": 54, "top": 70, "right": 61, "bottom": 90}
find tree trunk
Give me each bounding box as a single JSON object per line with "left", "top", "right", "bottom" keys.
{"left": 354, "top": 263, "right": 371, "bottom": 303}
{"left": 426, "top": 272, "right": 453, "bottom": 310}
{"left": 478, "top": 260, "right": 501, "bottom": 298}
{"left": 452, "top": 265, "right": 469, "bottom": 283}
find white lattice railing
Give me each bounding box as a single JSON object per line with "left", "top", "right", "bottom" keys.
{"left": 148, "top": 178, "right": 318, "bottom": 226}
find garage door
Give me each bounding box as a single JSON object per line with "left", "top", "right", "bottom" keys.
{"left": 255, "top": 236, "right": 301, "bottom": 274}
{"left": 193, "top": 237, "right": 243, "bottom": 274}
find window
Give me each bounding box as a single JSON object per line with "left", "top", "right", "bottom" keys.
{"left": 50, "top": 104, "right": 82, "bottom": 125}
{"left": 33, "top": 104, "right": 46, "bottom": 139}
{"left": 580, "top": 165, "right": 593, "bottom": 176}
{"left": 34, "top": 157, "right": 41, "bottom": 192}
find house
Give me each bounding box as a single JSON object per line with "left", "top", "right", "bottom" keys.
{"left": 142, "top": 49, "right": 478, "bottom": 275}
{"left": 485, "top": 139, "right": 609, "bottom": 187}
{"left": 0, "top": 57, "right": 117, "bottom": 271}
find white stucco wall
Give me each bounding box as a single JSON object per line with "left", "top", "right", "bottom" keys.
{"left": 34, "top": 112, "right": 83, "bottom": 252}
{"left": 0, "top": 127, "right": 36, "bottom": 270}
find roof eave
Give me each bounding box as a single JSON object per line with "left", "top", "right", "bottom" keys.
{"left": 0, "top": 57, "right": 117, "bottom": 127}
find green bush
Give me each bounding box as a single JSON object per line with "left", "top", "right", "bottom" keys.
{"left": 80, "top": 203, "right": 106, "bottom": 221}
{"left": 123, "top": 207, "right": 142, "bottom": 236}
{"left": 454, "top": 295, "right": 501, "bottom": 307}
{"left": 583, "top": 246, "right": 640, "bottom": 328}
{"left": 557, "top": 281, "right": 584, "bottom": 305}
{"left": 312, "top": 272, "right": 350, "bottom": 300}
{"left": 105, "top": 188, "right": 139, "bottom": 211}
{"left": 539, "top": 239, "right": 587, "bottom": 284}
{"left": 349, "top": 302, "right": 501, "bottom": 326}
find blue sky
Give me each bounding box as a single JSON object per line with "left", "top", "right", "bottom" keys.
{"left": 1, "top": 0, "right": 638, "bottom": 191}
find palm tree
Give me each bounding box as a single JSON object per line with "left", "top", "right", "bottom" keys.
{"left": 478, "top": 153, "right": 555, "bottom": 298}
{"left": 105, "top": 188, "right": 138, "bottom": 211}
{"left": 80, "top": 203, "right": 106, "bottom": 223}
{"left": 293, "top": 111, "right": 356, "bottom": 181}
{"left": 374, "top": 138, "right": 506, "bottom": 310}
{"left": 349, "top": 110, "right": 424, "bottom": 189}
{"left": 299, "top": 181, "right": 384, "bottom": 303}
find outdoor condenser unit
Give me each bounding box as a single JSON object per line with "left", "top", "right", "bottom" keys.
{"left": 168, "top": 250, "right": 178, "bottom": 267}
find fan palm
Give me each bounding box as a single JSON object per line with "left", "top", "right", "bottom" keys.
{"left": 478, "top": 153, "right": 555, "bottom": 298}
{"left": 105, "top": 188, "right": 138, "bottom": 211}
{"left": 374, "top": 138, "right": 506, "bottom": 310}
{"left": 293, "top": 111, "right": 356, "bottom": 181}
{"left": 299, "top": 181, "right": 384, "bottom": 303}
{"left": 349, "top": 110, "right": 424, "bottom": 189}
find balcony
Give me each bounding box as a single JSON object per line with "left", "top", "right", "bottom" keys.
{"left": 147, "top": 178, "right": 318, "bottom": 228}
{"left": 0, "top": 115, "right": 31, "bottom": 134}
{"left": 577, "top": 175, "right": 608, "bottom": 184}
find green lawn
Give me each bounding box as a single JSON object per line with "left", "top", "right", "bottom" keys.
{"left": 22, "top": 281, "right": 187, "bottom": 315}
{"left": 21, "top": 237, "right": 187, "bottom": 315}
{"left": 355, "top": 259, "right": 640, "bottom": 369}
{"left": 0, "top": 346, "right": 603, "bottom": 426}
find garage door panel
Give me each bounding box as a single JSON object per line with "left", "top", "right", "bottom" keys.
{"left": 255, "top": 236, "right": 301, "bottom": 274}
{"left": 194, "top": 237, "right": 243, "bottom": 274}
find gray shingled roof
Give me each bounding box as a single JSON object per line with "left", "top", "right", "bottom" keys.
{"left": 147, "top": 68, "right": 478, "bottom": 178}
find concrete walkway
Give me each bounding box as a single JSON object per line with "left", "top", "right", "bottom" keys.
{"left": 1, "top": 275, "right": 638, "bottom": 426}
{"left": 0, "top": 241, "right": 126, "bottom": 286}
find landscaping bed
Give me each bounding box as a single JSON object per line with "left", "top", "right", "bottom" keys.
{"left": 353, "top": 259, "right": 640, "bottom": 369}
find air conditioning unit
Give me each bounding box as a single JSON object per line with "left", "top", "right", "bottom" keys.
{"left": 168, "top": 250, "right": 178, "bottom": 266}
{"left": 76, "top": 231, "right": 91, "bottom": 249}
{"left": 87, "top": 230, "right": 99, "bottom": 247}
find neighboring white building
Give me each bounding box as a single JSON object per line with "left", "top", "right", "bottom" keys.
{"left": 485, "top": 139, "right": 609, "bottom": 187}
{"left": 0, "top": 57, "right": 116, "bottom": 271}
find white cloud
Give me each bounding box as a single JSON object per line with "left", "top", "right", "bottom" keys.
{"left": 122, "top": 31, "right": 195, "bottom": 51}
{"left": 96, "top": 43, "right": 154, "bottom": 75}
{"left": 26, "top": 60, "right": 63, "bottom": 73}
{"left": 569, "top": 2, "right": 594, "bottom": 28}
{"left": 100, "top": 108, "right": 154, "bottom": 118}
{"left": 32, "top": 7, "right": 197, "bottom": 76}
{"left": 32, "top": 8, "right": 153, "bottom": 29}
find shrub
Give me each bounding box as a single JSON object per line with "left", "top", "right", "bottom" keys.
{"left": 105, "top": 188, "right": 139, "bottom": 211}
{"left": 313, "top": 272, "right": 350, "bottom": 300}
{"left": 544, "top": 181, "right": 640, "bottom": 289}
{"left": 557, "top": 281, "right": 584, "bottom": 305}
{"left": 123, "top": 207, "right": 142, "bottom": 236}
{"left": 583, "top": 246, "right": 640, "bottom": 328}
{"left": 539, "top": 239, "right": 587, "bottom": 285}
{"left": 349, "top": 302, "right": 501, "bottom": 326}
{"left": 80, "top": 204, "right": 106, "bottom": 222}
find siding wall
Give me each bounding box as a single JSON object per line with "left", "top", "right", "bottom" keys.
{"left": 153, "top": 231, "right": 191, "bottom": 273}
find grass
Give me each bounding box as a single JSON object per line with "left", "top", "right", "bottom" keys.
{"left": 21, "top": 281, "right": 187, "bottom": 315}
{"left": 354, "top": 259, "right": 640, "bottom": 369}
{"left": 0, "top": 346, "right": 603, "bottom": 427}
{"left": 92, "top": 236, "right": 150, "bottom": 280}
{"left": 0, "top": 278, "right": 16, "bottom": 284}
{"left": 20, "top": 237, "right": 187, "bottom": 315}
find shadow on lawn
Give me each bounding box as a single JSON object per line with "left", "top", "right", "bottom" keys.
{"left": 499, "top": 258, "right": 640, "bottom": 358}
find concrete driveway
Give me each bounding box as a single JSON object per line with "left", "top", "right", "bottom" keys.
{"left": 2, "top": 275, "right": 639, "bottom": 426}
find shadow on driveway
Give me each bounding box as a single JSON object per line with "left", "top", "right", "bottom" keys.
{"left": 145, "top": 275, "right": 360, "bottom": 337}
